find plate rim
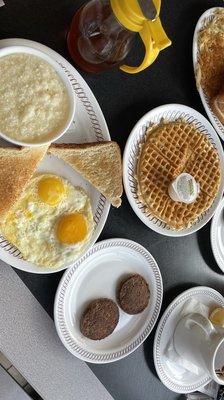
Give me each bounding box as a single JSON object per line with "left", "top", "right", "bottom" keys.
{"left": 0, "top": 38, "right": 110, "bottom": 138}
{"left": 54, "top": 238, "right": 163, "bottom": 364}
{"left": 0, "top": 38, "right": 111, "bottom": 274}
{"left": 192, "top": 6, "right": 224, "bottom": 141}
{"left": 123, "top": 103, "right": 224, "bottom": 237}
{"left": 210, "top": 198, "right": 224, "bottom": 273}
{"left": 153, "top": 286, "right": 224, "bottom": 393}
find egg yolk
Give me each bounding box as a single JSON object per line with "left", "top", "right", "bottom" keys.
{"left": 57, "top": 213, "right": 88, "bottom": 245}
{"left": 38, "top": 177, "right": 65, "bottom": 205}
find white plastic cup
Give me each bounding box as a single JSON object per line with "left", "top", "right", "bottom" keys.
{"left": 168, "top": 173, "right": 200, "bottom": 204}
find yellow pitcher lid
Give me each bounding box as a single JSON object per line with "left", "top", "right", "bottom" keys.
{"left": 110, "top": 0, "right": 171, "bottom": 74}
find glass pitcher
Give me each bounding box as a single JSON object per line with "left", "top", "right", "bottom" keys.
{"left": 67, "top": 0, "right": 171, "bottom": 74}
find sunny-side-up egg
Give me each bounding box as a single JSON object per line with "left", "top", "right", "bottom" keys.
{"left": 1, "top": 174, "right": 94, "bottom": 268}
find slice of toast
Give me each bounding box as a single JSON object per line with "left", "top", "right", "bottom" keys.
{"left": 211, "top": 91, "right": 224, "bottom": 125}
{"left": 0, "top": 146, "right": 48, "bottom": 221}
{"left": 48, "top": 142, "right": 123, "bottom": 207}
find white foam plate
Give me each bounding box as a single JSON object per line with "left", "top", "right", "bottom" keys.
{"left": 123, "top": 103, "right": 224, "bottom": 237}
{"left": 211, "top": 198, "right": 224, "bottom": 273}
{"left": 0, "top": 38, "right": 110, "bottom": 274}
{"left": 153, "top": 286, "right": 224, "bottom": 393}
{"left": 54, "top": 238, "right": 163, "bottom": 363}
{"left": 193, "top": 7, "right": 224, "bottom": 141}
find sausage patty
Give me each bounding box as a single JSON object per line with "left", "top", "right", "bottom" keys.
{"left": 80, "top": 298, "right": 119, "bottom": 340}
{"left": 118, "top": 274, "right": 150, "bottom": 314}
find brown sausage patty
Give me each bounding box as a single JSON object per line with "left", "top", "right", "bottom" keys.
{"left": 118, "top": 274, "right": 150, "bottom": 314}
{"left": 80, "top": 298, "right": 119, "bottom": 340}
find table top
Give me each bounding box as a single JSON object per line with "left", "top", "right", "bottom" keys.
{"left": 1, "top": 0, "right": 224, "bottom": 399}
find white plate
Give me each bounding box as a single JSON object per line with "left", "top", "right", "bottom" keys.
{"left": 153, "top": 286, "right": 224, "bottom": 393}
{"left": 54, "top": 238, "right": 163, "bottom": 363}
{"left": 193, "top": 7, "right": 224, "bottom": 141}
{"left": 123, "top": 103, "right": 224, "bottom": 237}
{"left": 211, "top": 198, "right": 224, "bottom": 273}
{"left": 0, "top": 38, "right": 110, "bottom": 274}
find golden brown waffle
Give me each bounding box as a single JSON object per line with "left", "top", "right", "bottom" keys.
{"left": 185, "top": 152, "right": 220, "bottom": 199}
{"left": 146, "top": 122, "right": 211, "bottom": 168}
{"left": 137, "top": 121, "right": 221, "bottom": 230}
{"left": 137, "top": 145, "right": 176, "bottom": 216}
{"left": 159, "top": 191, "right": 212, "bottom": 230}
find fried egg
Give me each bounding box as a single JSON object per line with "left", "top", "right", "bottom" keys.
{"left": 1, "top": 174, "right": 94, "bottom": 268}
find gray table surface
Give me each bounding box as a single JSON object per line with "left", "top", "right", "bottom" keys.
{"left": 0, "top": 366, "right": 30, "bottom": 400}
{"left": 1, "top": 0, "right": 224, "bottom": 399}
{"left": 0, "top": 264, "right": 114, "bottom": 400}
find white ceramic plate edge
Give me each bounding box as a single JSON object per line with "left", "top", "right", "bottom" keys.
{"left": 192, "top": 7, "right": 224, "bottom": 141}
{"left": 153, "top": 286, "right": 224, "bottom": 393}
{"left": 211, "top": 199, "right": 224, "bottom": 273}
{"left": 0, "top": 38, "right": 110, "bottom": 143}
{"left": 54, "top": 238, "right": 163, "bottom": 364}
{"left": 0, "top": 38, "right": 111, "bottom": 274}
{"left": 123, "top": 103, "right": 224, "bottom": 237}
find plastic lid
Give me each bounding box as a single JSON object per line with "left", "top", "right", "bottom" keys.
{"left": 168, "top": 173, "right": 200, "bottom": 204}
{"left": 110, "top": 0, "right": 171, "bottom": 73}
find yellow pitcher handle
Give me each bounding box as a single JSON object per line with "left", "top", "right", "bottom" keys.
{"left": 120, "top": 17, "right": 171, "bottom": 74}
{"left": 148, "top": 16, "right": 171, "bottom": 50}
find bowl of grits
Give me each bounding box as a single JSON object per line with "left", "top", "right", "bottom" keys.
{"left": 0, "top": 46, "right": 75, "bottom": 146}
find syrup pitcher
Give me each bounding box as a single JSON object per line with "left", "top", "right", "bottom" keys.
{"left": 67, "top": 0, "right": 171, "bottom": 73}
{"left": 173, "top": 313, "right": 224, "bottom": 384}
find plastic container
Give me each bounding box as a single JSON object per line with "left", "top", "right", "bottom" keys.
{"left": 168, "top": 173, "right": 200, "bottom": 204}
{"left": 67, "top": 0, "right": 171, "bottom": 74}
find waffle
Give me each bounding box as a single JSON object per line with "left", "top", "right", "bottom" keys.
{"left": 146, "top": 122, "right": 212, "bottom": 168}
{"left": 137, "top": 145, "right": 176, "bottom": 216}
{"left": 137, "top": 121, "right": 221, "bottom": 230}
{"left": 185, "top": 152, "right": 220, "bottom": 199}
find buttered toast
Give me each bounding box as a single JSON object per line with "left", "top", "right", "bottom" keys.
{"left": 49, "top": 141, "right": 123, "bottom": 207}
{"left": 0, "top": 146, "right": 48, "bottom": 221}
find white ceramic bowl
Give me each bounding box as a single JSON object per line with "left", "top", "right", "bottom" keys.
{"left": 0, "top": 45, "right": 75, "bottom": 146}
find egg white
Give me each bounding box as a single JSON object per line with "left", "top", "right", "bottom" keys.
{"left": 1, "top": 174, "right": 94, "bottom": 268}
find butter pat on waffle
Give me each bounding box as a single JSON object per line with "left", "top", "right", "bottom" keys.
{"left": 137, "top": 120, "right": 221, "bottom": 230}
